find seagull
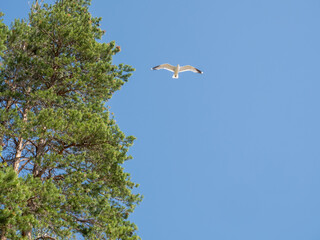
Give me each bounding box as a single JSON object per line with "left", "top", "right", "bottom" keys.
{"left": 151, "top": 63, "right": 203, "bottom": 78}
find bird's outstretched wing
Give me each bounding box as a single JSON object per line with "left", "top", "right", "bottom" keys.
{"left": 152, "top": 63, "right": 175, "bottom": 72}
{"left": 179, "top": 65, "right": 203, "bottom": 74}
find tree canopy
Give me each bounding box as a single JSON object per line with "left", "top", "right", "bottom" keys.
{"left": 0, "top": 0, "right": 141, "bottom": 239}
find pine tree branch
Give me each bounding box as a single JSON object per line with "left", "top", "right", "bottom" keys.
{"left": 14, "top": 103, "right": 23, "bottom": 115}
{"left": 73, "top": 215, "right": 96, "bottom": 225}
{"left": 52, "top": 174, "right": 65, "bottom": 181}
{"left": 35, "top": 236, "right": 56, "bottom": 240}
{"left": 18, "top": 158, "right": 32, "bottom": 174}
{"left": 21, "top": 140, "right": 31, "bottom": 150}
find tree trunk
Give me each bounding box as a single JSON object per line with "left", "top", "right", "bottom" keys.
{"left": 22, "top": 229, "right": 32, "bottom": 240}
{"left": 0, "top": 227, "right": 7, "bottom": 240}
{"left": 13, "top": 137, "right": 23, "bottom": 173}
{"left": 13, "top": 108, "right": 28, "bottom": 173}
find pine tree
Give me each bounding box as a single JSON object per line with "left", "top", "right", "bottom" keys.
{"left": 0, "top": 0, "right": 142, "bottom": 239}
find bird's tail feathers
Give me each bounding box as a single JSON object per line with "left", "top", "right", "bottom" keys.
{"left": 172, "top": 74, "right": 179, "bottom": 79}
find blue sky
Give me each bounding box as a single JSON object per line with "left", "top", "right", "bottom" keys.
{"left": 3, "top": 0, "right": 320, "bottom": 239}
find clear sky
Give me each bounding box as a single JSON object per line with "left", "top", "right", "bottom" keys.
{"left": 3, "top": 0, "right": 320, "bottom": 239}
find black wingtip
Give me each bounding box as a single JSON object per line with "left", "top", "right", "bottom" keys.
{"left": 196, "top": 68, "right": 203, "bottom": 74}
{"left": 152, "top": 65, "right": 160, "bottom": 70}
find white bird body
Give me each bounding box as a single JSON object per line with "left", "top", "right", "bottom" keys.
{"left": 152, "top": 63, "right": 203, "bottom": 78}
{"left": 173, "top": 64, "right": 180, "bottom": 78}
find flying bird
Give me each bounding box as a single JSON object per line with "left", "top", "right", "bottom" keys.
{"left": 151, "top": 63, "right": 203, "bottom": 78}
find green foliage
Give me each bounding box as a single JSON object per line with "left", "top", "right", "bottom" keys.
{"left": 0, "top": 0, "right": 141, "bottom": 239}
{"left": 0, "top": 12, "right": 7, "bottom": 58}
{"left": 0, "top": 167, "right": 68, "bottom": 239}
